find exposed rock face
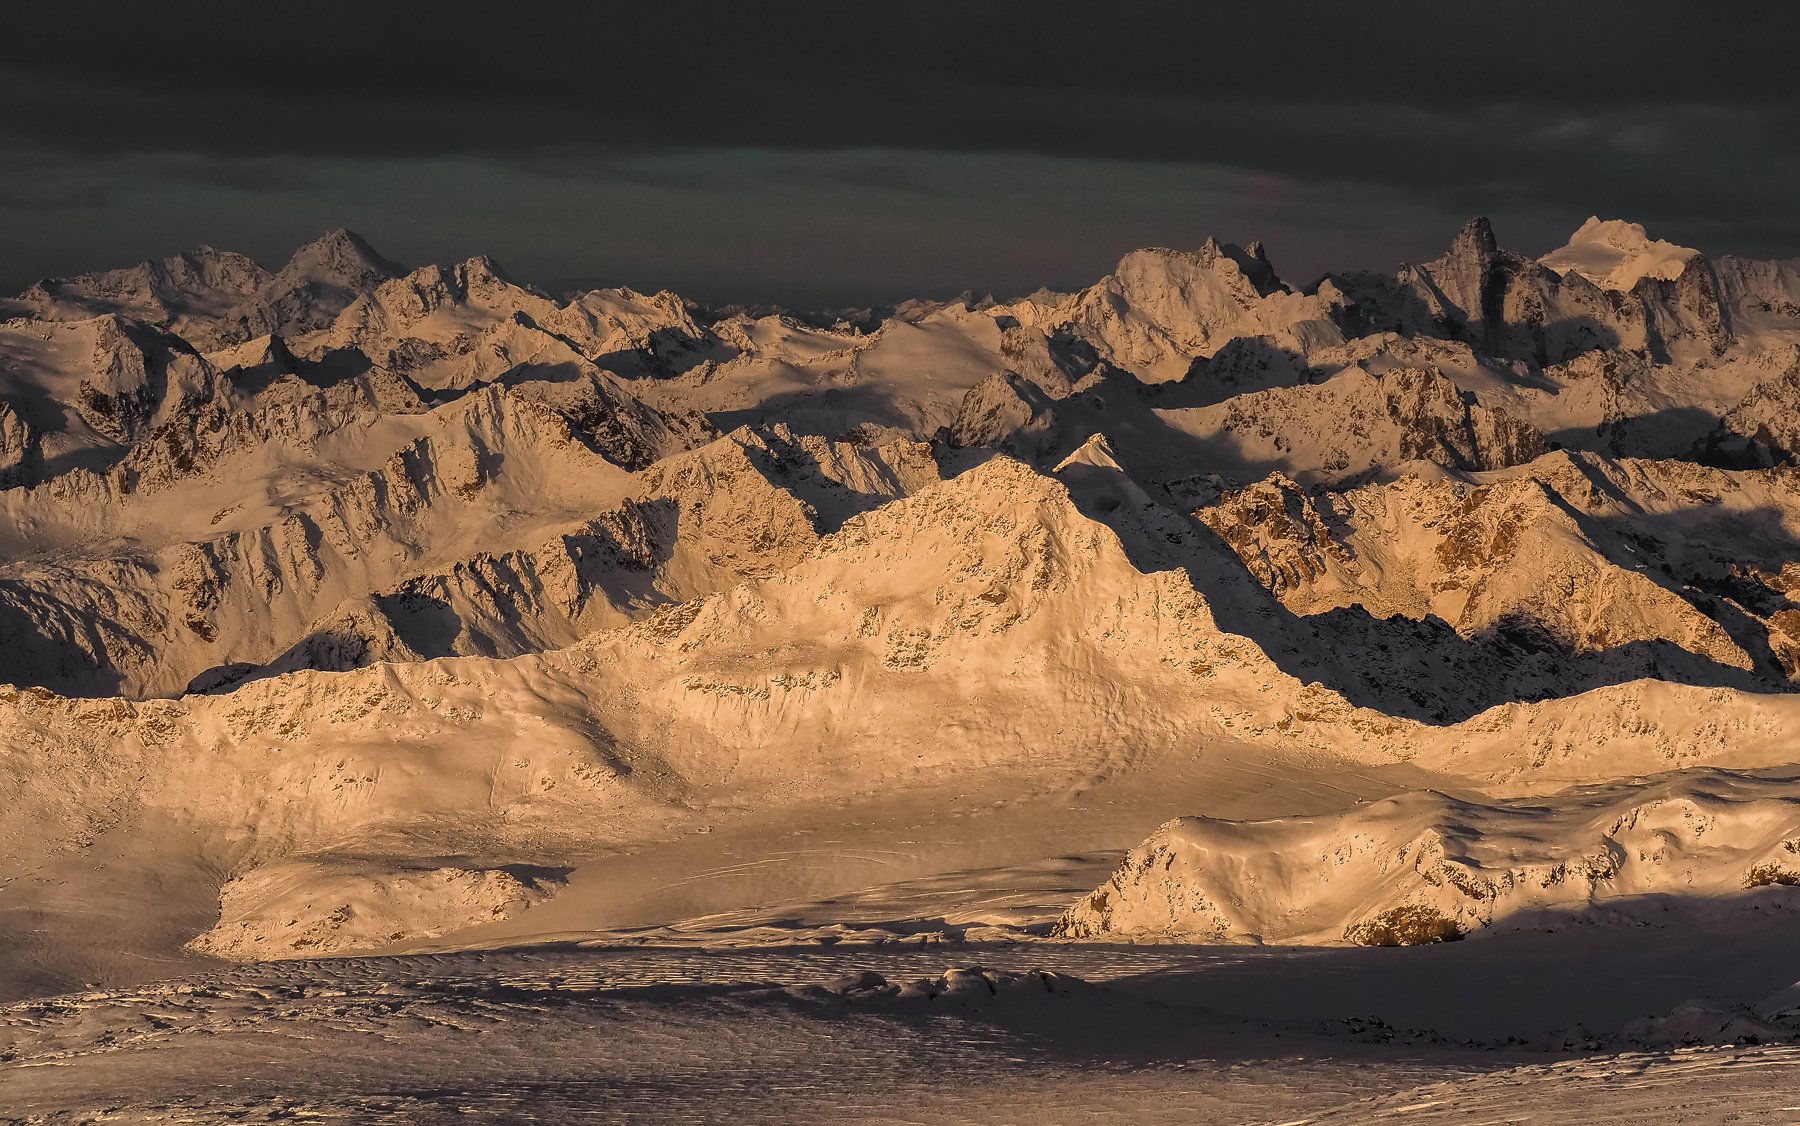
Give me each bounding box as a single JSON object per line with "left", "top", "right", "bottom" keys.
{"left": 1196, "top": 452, "right": 1799, "bottom": 691}
{"left": 72, "top": 316, "right": 201, "bottom": 444}
{"left": 303, "top": 255, "right": 719, "bottom": 390}
{"left": 1194, "top": 473, "right": 1350, "bottom": 598}
{"left": 0, "top": 406, "right": 936, "bottom": 699}
{"left": 1333, "top": 217, "right": 1650, "bottom": 367}
{"left": 1055, "top": 772, "right": 1800, "bottom": 945}
{"left": 3, "top": 219, "right": 1787, "bottom": 715}
{"left": 1640, "top": 255, "right": 1732, "bottom": 359}
{"left": 233, "top": 425, "right": 943, "bottom": 687}
{"left": 0, "top": 233, "right": 405, "bottom": 351}
{"left": 1324, "top": 214, "right": 1761, "bottom": 376}
{"left": 1425, "top": 215, "right": 1504, "bottom": 343}
{"left": 1702, "top": 347, "right": 1800, "bottom": 466}
{"left": 1716, "top": 255, "right": 1800, "bottom": 331}
{"left": 947, "top": 369, "right": 1063, "bottom": 458}
{"left": 225, "top": 228, "right": 405, "bottom": 345}
{"left": 114, "top": 365, "right": 424, "bottom": 497}
{"left": 0, "top": 400, "right": 35, "bottom": 487}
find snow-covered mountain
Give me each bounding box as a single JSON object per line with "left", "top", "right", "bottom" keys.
{"left": 4, "top": 216, "right": 1800, "bottom": 1059}
{"left": 1541, "top": 217, "right": 1700, "bottom": 291}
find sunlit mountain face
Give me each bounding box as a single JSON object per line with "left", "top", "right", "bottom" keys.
{"left": 4, "top": 5, "right": 1800, "bottom": 1121}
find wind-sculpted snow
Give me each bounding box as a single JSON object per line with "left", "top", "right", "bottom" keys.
{"left": 1541, "top": 217, "right": 1701, "bottom": 292}
{"left": 191, "top": 860, "right": 570, "bottom": 960}
{"left": 1057, "top": 770, "right": 1800, "bottom": 945}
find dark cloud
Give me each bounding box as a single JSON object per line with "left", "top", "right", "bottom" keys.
{"left": 0, "top": 2, "right": 1794, "bottom": 303}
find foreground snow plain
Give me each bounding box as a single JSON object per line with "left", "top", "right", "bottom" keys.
{"left": 10, "top": 755, "right": 1800, "bottom": 1123}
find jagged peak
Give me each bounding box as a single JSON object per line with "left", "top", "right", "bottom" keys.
{"left": 1109, "top": 238, "right": 1286, "bottom": 298}
{"left": 1200, "top": 236, "right": 1286, "bottom": 295}
{"left": 927, "top": 453, "right": 1068, "bottom": 511}
{"left": 278, "top": 228, "right": 402, "bottom": 281}
{"left": 1053, "top": 432, "right": 1122, "bottom": 474}
{"left": 381, "top": 255, "right": 534, "bottom": 306}
{"left": 803, "top": 454, "right": 1073, "bottom": 552}
{"left": 1449, "top": 216, "right": 1499, "bottom": 261}
{"left": 307, "top": 227, "right": 372, "bottom": 251}
{"left": 156, "top": 244, "right": 261, "bottom": 268}
{"left": 460, "top": 254, "right": 512, "bottom": 281}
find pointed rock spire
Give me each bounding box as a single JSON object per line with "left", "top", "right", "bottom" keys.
{"left": 1420, "top": 217, "right": 1504, "bottom": 349}
{"left": 1452, "top": 216, "right": 1499, "bottom": 261}
{"left": 1053, "top": 431, "right": 1122, "bottom": 474}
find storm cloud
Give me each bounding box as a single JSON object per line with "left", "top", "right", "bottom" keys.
{"left": 2, "top": 1, "right": 1794, "bottom": 305}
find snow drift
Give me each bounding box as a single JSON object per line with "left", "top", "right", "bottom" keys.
{"left": 1056, "top": 770, "right": 1800, "bottom": 945}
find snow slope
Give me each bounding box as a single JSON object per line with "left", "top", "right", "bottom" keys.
{"left": 1541, "top": 217, "right": 1700, "bottom": 291}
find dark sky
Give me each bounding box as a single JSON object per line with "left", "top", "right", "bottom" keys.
{"left": 3, "top": 1, "right": 1796, "bottom": 307}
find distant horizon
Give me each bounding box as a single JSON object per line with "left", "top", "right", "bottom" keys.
{"left": 5, "top": 3, "right": 1796, "bottom": 309}
{"left": 2, "top": 204, "right": 1766, "bottom": 314}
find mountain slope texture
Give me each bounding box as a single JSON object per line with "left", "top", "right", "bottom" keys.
{"left": 6, "top": 217, "right": 1800, "bottom": 1120}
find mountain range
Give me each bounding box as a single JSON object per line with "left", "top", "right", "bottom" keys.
{"left": 2, "top": 213, "right": 1799, "bottom": 1000}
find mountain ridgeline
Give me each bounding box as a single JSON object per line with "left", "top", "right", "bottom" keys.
{"left": 0, "top": 214, "right": 1794, "bottom": 714}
